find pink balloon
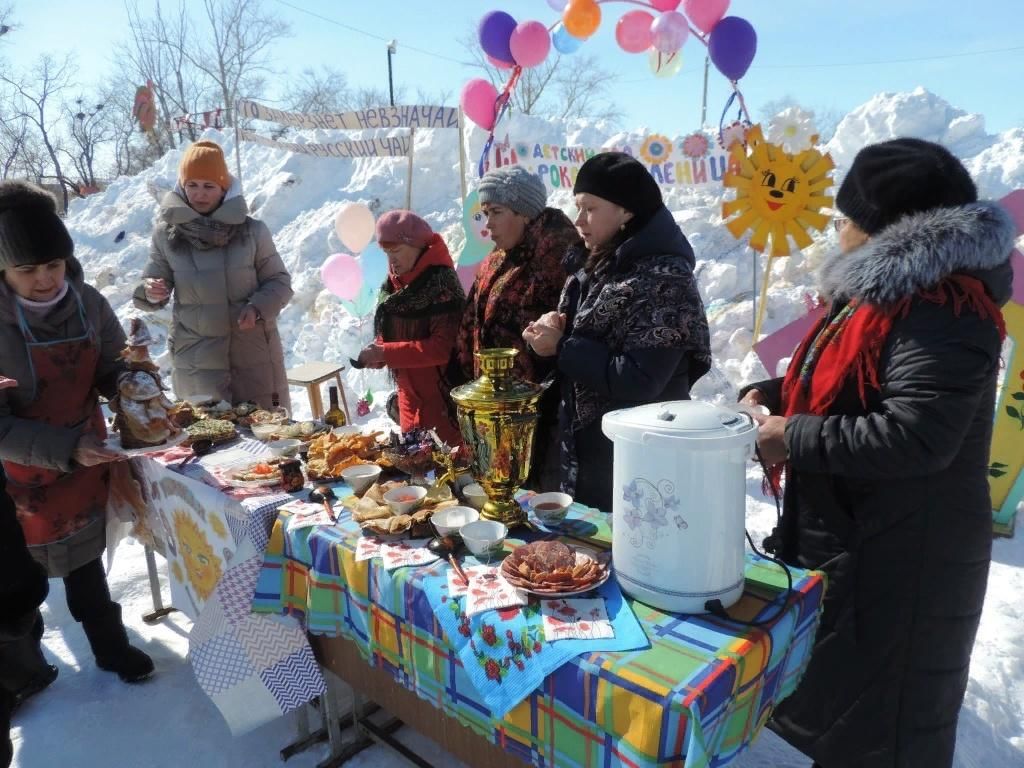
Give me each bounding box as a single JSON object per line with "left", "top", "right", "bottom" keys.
{"left": 509, "top": 20, "right": 551, "bottom": 68}
{"left": 651, "top": 11, "right": 689, "bottom": 53}
{"left": 651, "top": 0, "right": 681, "bottom": 10}
{"left": 460, "top": 78, "right": 499, "bottom": 131}
{"left": 487, "top": 53, "right": 514, "bottom": 70}
{"left": 320, "top": 253, "right": 362, "bottom": 301}
{"left": 615, "top": 10, "right": 655, "bottom": 54}
{"left": 684, "top": 0, "right": 730, "bottom": 34}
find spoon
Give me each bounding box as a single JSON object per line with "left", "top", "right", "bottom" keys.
{"left": 308, "top": 484, "right": 337, "bottom": 522}
{"left": 428, "top": 534, "right": 469, "bottom": 585}
{"left": 175, "top": 438, "right": 214, "bottom": 470}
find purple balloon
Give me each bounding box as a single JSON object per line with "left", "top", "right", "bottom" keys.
{"left": 478, "top": 11, "right": 518, "bottom": 64}
{"left": 708, "top": 16, "right": 757, "bottom": 81}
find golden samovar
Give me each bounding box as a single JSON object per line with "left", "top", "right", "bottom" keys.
{"left": 451, "top": 348, "right": 542, "bottom": 527}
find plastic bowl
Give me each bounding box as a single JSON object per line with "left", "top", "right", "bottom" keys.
{"left": 340, "top": 464, "right": 382, "bottom": 495}
{"left": 528, "top": 492, "right": 573, "bottom": 526}
{"left": 431, "top": 506, "right": 479, "bottom": 537}
{"left": 251, "top": 423, "right": 278, "bottom": 441}
{"left": 383, "top": 485, "right": 427, "bottom": 515}
{"left": 461, "top": 483, "right": 489, "bottom": 511}
{"left": 267, "top": 438, "right": 302, "bottom": 458}
{"left": 459, "top": 520, "right": 507, "bottom": 558}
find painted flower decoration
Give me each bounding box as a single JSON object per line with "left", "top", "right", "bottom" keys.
{"left": 682, "top": 131, "right": 710, "bottom": 159}
{"left": 765, "top": 107, "right": 819, "bottom": 155}
{"left": 718, "top": 120, "right": 752, "bottom": 151}
{"left": 640, "top": 134, "right": 673, "bottom": 164}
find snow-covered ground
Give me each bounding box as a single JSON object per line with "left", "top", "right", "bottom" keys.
{"left": 9, "top": 87, "right": 1023, "bottom": 767}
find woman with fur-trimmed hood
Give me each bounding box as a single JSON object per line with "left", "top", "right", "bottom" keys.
{"left": 741, "top": 139, "right": 1016, "bottom": 768}
{"left": 133, "top": 140, "right": 293, "bottom": 410}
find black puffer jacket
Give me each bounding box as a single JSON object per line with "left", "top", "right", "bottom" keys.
{"left": 747, "top": 202, "right": 1015, "bottom": 768}
{"left": 0, "top": 467, "right": 48, "bottom": 639}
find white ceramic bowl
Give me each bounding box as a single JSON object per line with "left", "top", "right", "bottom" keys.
{"left": 528, "top": 492, "right": 573, "bottom": 526}
{"left": 383, "top": 485, "right": 427, "bottom": 515}
{"left": 459, "top": 520, "right": 507, "bottom": 558}
{"left": 267, "top": 438, "right": 302, "bottom": 458}
{"left": 251, "top": 423, "right": 278, "bottom": 441}
{"left": 340, "top": 464, "right": 382, "bottom": 495}
{"left": 462, "top": 483, "right": 489, "bottom": 511}
{"left": 332, "top": 425, "right": 362, "bottom": 437}
{"left": 431, "top": 506, "right": 479, "bottom": 537}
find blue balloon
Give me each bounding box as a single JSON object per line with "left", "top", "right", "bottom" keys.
{"left": 358, "top": 242, "right": 388, "bottom": 290}
{"left": 551, "top": 23, "right": 583, "bottom": 55}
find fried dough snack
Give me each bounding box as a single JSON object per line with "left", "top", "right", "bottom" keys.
{"left": 307, "top": 431, "right": 383, "bottom": 479}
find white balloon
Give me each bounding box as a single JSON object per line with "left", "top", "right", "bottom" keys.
{"left": 333, "top": 203, "right": 375, "bottom": 254}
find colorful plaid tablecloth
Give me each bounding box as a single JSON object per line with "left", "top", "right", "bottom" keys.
{"left": 253, "top": 498, "right": 825, "bottom": 768}
{"left": 121, "top": 439, "right": 327, "bottom": 733}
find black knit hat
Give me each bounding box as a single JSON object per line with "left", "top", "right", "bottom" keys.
{"left": 573, "top": 152, "right": 663, "bottom": 226}
{"left": 836, "top": 138, "right": 977, "bottom": 235}
{"left": 0, "top": 180, "right": 73, "bottom": 270}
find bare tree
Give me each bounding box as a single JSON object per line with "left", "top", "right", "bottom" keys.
{"left": 62, "top": 97, "right": 112, "bottom": 190}
{"left": 288, "top": 66, "right": 351, "bottom": 113}
{"left": 460, "top": 29, "right": 620, "bottom": 123}
{"left": 0, "top": 55, "right": 76, "bottom": 208}
{"left": 0, "top": 114, "right": 32, "bottom": 179}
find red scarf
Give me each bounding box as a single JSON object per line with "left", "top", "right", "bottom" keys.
{"left": 766, "top": 274, "right": 1005, "bottom": 494}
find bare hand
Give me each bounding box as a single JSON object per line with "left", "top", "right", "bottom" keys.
{"left": 535, "top": 311, "right": 566, "bottom": 332}
{"left": 358, "top": 342, "right": 386, "bottom": 368}
{"left": 0, "top": 376, "right": 17, "bottom": 390}
{"left": 143, "top": 278, "right": 170, "bottom": 303}
{"left": 522, "top": 321, "right": 563, "bottom": 358}
{"left": 752, "top": 413, "right": 788, "bottom": 466}
{"left": 740, "top": 388, "right": 768, "bottom": 409}
{"left": 73, "top": 434, "right": 123, "bottom": 466}
{"left": 237, "top": 305, "right": 259, "bottom": 330}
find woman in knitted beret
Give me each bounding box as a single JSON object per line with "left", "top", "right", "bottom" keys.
{"left": 457, "top": 165, "right": 582, "bottom": 490}
{"left": 523, "top": 152, "right": 711, "bottom": 511}
{"left": 0, "top": 181, "right": 154, "bottom": 693}
{"left": 133, "top": 139, "right": 294, "bottom": 409}
{"left": 356, "top": 210, "right": 465, "bottom": 446}
{"left": 740, "top": 138, "right": 1015, "bottom": 768}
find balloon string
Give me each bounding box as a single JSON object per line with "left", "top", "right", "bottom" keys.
{"left": 718, "top": 90, "right": 738, "bottom": 145}
{"left": 731, "top": 82, "right": 752, "bottom": 123}
{"left": 477, "top": 66, "right": 523, "bottom": 178}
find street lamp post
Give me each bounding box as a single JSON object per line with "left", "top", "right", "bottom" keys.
{"left": 386, "top": 40, "right": 397, "bottom": 107}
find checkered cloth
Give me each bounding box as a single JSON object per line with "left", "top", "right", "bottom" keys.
{"left": 254, "top": 497, "right": 825, "bottom": 767}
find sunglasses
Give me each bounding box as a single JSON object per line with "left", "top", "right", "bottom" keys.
{"left": 832, "top": 216, "right": 848, "bottom": 233}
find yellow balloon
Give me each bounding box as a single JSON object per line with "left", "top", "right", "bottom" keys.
{"left": 648, "top": 47, "right": 683, "bottom": 78}
{"left": 563, "top": 0, "right": 601, "bottom": 39}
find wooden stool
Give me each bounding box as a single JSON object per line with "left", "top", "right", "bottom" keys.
{"left": 286, "top": 361, "right": 351, "bottom": 423}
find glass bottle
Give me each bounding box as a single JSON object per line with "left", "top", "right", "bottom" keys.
{"left": 324, "top": 385, "right": 347, "bottom": 427}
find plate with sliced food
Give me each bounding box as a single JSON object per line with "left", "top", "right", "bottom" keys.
{"left": 223, "top": 457, "right": 286, "bottom": 488}
{"left": 500, "top": 541, "right": 611, "bottom": 597}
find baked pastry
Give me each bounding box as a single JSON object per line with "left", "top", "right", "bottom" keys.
{"left": 109, "top": 319, "right": 179, "bottom": 448}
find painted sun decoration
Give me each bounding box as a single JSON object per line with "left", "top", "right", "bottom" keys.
{"left": 722, "top": 125, "right": 835, "bottom": 256}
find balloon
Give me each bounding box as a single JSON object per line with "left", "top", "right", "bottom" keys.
{"left": 358, "top": 242, "right": 388, "bottom": 288}
{"left": 551, "top": 23, "right": 584, "bottom": 54}
{"left": 648, "top": 47, "right": 684, "bottom": 79}
{"left": 615, "top": 11, "right": 655, "bottom": 54}
{"left": 509, "top": 21, "right": 551, "bottom": 68}
{"left": 708, "top": 16, "right": 757, "bottom": 80}
{"left": 487, "top": 53, "right": 514, "bottom": 70}
{"left": 651, "top": 0, "right": 682, "bottom": 10}
{"left": 321, "top": 253, "right": 362, "bottom": 301}
{"left": 651, "top": 11, "right": 689, "bottom": 53}
{"left": 683, "top": 0, "right": 730, "bottom": 34}
{"left": 478, "top": 11, "right": 517, "bottom": 64}
{"left": 546, "top": 0, "right": 568, "bottom": 10}
{"left": 460, "top": 78, "right": 499, "bottom": 131}
{"left": 563, "top": 0, "right": 601, "bottom": 39}
{"left": 333, "top": 203, "right": 375, "bottom": 254}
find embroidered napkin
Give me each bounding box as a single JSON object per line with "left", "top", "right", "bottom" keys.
{"left": 446, "top": 566, "right": 528, "bottom": 617}
{"left": 283, "top": 501, "right": 336, "bottom": 532}
{"left": 380, "top": 539, "right": 440, "bottom": 571}
{"left": 541, "top": 597, "right": 614, "bottom": 641}
{"left": 355, "top": 536, "right": 384, "bottom": 562}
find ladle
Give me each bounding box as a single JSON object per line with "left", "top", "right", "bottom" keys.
{"left": 175, "top": 438, "right": 214, "bottom": 470}
{"left": 308, "top": 484, "right": 337, "bottom": 522}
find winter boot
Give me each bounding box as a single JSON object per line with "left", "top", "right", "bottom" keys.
{"left": 80, "top": 604, "right": 154, "bottom": 684}
{"left": 0, "top": 611, "right": 58, "bottom": 709}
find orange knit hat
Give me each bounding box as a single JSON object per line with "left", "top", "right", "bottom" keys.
{"left": 178, "top": 140, "right": 230, "bottom": 189}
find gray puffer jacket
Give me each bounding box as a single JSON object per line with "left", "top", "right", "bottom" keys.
{"left": 747, "top": 201, "right": 1015, "bottom": 768}
{"left": 133, "top": 186, "right": 293, "bottom": 410}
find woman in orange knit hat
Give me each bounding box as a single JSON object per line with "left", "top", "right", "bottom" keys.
{"left": 133, "top": 139, "right": 293, "bottom": 409}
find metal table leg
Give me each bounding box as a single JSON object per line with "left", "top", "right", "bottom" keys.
{"left": 141, "top": 545, "right": 179, "bottom": 624}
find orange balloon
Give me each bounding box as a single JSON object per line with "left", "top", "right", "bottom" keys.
{"left": 563, "top": 0, "right": 601, "bottom": 39}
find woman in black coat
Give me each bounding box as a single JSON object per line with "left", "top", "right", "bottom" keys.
{"left": 743, "top": 139, "right": 1015, "bottom": 768}
{"left": 524, "top": 153, "right": 711, "bottom": 510}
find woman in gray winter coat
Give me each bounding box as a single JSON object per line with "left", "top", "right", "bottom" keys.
{"left": 524, "top": 153, "right": 711, "bottom": 511}
{"left": 0, "top": 181, "right": 154, "bottom": 690}
{"left": 134, "top": 139, "right": 293, "bottom": 410}
{"left": 742, "top": 139, "right": 1015, "bottom": 768}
